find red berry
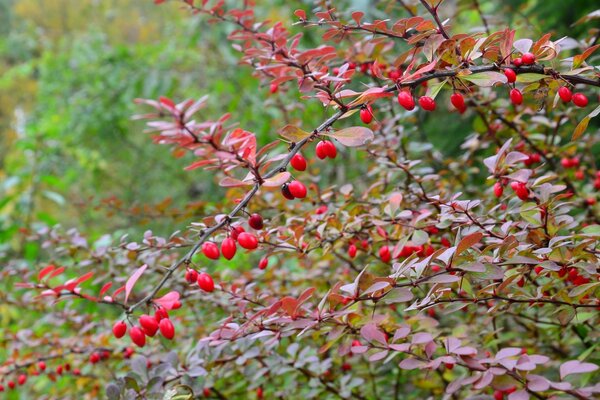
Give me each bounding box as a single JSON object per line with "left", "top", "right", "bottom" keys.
{"left": 221, "top": 237, "right": 237, "bottom": 260}
{"left": 89, "top": 352, "right": 100, "bottom": 364}
{"left": 288, "top": 180, "right": 307, "bottom": 198}
{"left": 397, "top": 91, "right": 415, "bottom": 110}
{"left": 258, "top": 257, "right": 269, "bottom": 270}
{"left": 360, "top": 105, "right": 374, "bottom": 124}
{"left": 510, "top": 88, "right": 523, "bottom": 105}
{"left": 504, "top": 68, "right": 516, "bottom": 83}
{"left": 379, "top": 246, "right": 391, "bottom": 263}
{"left": 290, "top": 154, "right": 307, "bottom": 171}
{"left": 203, "top": 388, "right": 211, "bottom": 397}
{"left": 202, "top": 242, "right": 220, "bottom": 260}
{"left": 324, "top": 140, "right": 337, "bottom": 158}
{"left": 450, "top": 93, "right": 465, "bottom": 110}
{"left": 130, "top": 326, "right": 146, "bottom": 348}
{"left": 256, "top": 387, "right": 264, "bottom": 399}
{"left": 159, "top": 318, "right": 175, "bottom": 340}
{"left": 493, "top": 182, "right": 503, "bottom": 198}
{"left": 517, "top": 277, "right": 525, "bottom": 287}
{"left": 534, "top": 266, "right": 543, "bottom": 275}
{"left": 494, "top": 390, "right": 504, "bottom": 400}
{"left": 351, "top": 339, "right": 361, "bottom": 347}
{"left": 73, "top": 368, "right": 81, "bottom": 376}
{"left": 17, "top": 374, "right": 26, "bottom": 385}
{"left": 418, "top": 96, "right": 436, "bottom": 111}
{"left": 558, "top": 86, "right": 572, "bottom": 103}
{"left": 155, "top": 308, "right": 169, "bottom": 321}
{"left": 38, "top": 361, "right": 46, "bottom": 372}
{"left": 8, "top": 381, "right": 15, "bottom": 389}
{"left": 112, "top": 321, "right": 127, "bottom": 339}
{"left": 511, "top": 182, "right": 529, "bottom": 201}
{"left": 348, "top": 244, "right": 357, "bottom": 258}
{"left": 281, "top": 183, "right": 295, "bottom": 200}
{"left": 586, "top": 198, "right": 596, "bottom": 205}
{"left": 431, "top": 265, "right": 441, "bottom": 272}
{"left": 522, "top": 52, "right": 535, "bottom": 65}
{"left": 0, "top": 384, "right": 4, "bottom": 392}
{"left": 237, "top": 232, "right": 259, "bottom": 250}
{"left": 575, "top": 170, "right": 585, "bottom": 180}
{"left": 512, "top": 57, "right": 523, "bottom": 66}
{"left": 444, "top": 362, "right": 454, "bottom": 370}
{"left": 572, "top": 93, "right": 588, "bottom": 108}
{"left": 230, "top": 225, "right": 245, "bottom": 240}
{"left": 269, "top": 83, "right": 278, "bottom": 94}
{"left": 56, "top": 365, "right": 63, "bottom": 375}
{"left": 248, "top": 213, "right": 264, "bottom": 230}
{"left": 197, "top": 273, "right": 215, "bottom": 292}
{"left": 388, "top": 69, "right": 401, "bottom": 81}
{"left": 315, "top": 141, "right": 328, "bottom": 159}
{"left": 139, "top": 314, "right": 159, "bottom": 337}
{"left": 185, "top": 269, "right": 198, "bottom": 284}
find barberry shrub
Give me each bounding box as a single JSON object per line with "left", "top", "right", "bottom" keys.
{"left": 3, "top": 0, "right": 600, "bottom": 399}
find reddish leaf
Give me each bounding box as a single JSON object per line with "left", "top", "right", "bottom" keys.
{"left": 154, "top": 291, "right": 181, "bottom": 310}
{"left": 124, "top": 264, "right": 147, "bottom": 304}
{"left": 99, "top": 282, "right": 113, "bottom": 296}
{"left": 456, "top": 232, "right": 483, "bottom": 256}
{"left": 38, "top": 265, "right": 56, "bottom": 282}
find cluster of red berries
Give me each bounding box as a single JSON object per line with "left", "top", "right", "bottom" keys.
{"left": 558, "top": 86, "right": 588, "bottom": 107}
{"left": 201, "top": 226, "right": 260, "bottom": 262}
{"left": 185, "top": 269, "right": 215, "bottom": 292}
{"left": 560, "top": 157, "right": 580, "bottom": 169}
{"left": 493, "top": 386, "right": 517, "bottom": 400}
{"left": 0, "top": 358, "right": 89, "bottom": 392}
{"left": 112, "top": 307, "right": 175, "bottom": 348}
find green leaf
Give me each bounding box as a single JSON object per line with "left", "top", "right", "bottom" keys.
{"left": 572, "top": 105, "right": 600, "bottom": 140}
{"left": 460, "top": 71, "right": 507, "bottom": 87}
{"left": 515, "top": 73, "right": 547, "bottom": 83}
{"left": 279, "top": 125, "right": 311, "bottom": 142}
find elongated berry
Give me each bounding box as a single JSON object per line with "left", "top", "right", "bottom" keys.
{"left": 269, "top": 83, "right": 278, "bottom": 94}
{"left": 315, "top": 141, "right": 328, "bottom": 159}
{"left": 493, "top": 182, "right": 503, "bottom": 198}
{"left": 197, "top": 273, "right": 215, "bottom": 292}
{"left": 258, "top": 257, "right": 268, "bottom": 270}
{"left": 379, "top": 246, "right": 391, "bottom": 263}
{"left": 17, "top": 374, "right": 26, "bottom": 385}
{"left": 139, "top": 314, "right": 159, "bottom": 337}
{"left": 230, "top": 225, "right": 245, "bottom": 240}
{"left": 202, "top": 242, "right": 220, "bottom": 260}
{"left": 130, "top": 326, "right": 146, "bottom": 348}
{"left": 418, "top": 96, "right": 436, "bottom": 111}
{"left": 237, "top": 232, "right": 258, "bottom": 250}
{"left": 360, "top": 105, "right": 374, "bottom": 124}
{"left": 221, "top": 237, "right": 237, "bottom": 260}
{"left": 113, "top": 321, "right": 127, "bottom": 339}
{"left": 248, "top": 213, "right": 264, "bottom": 230}
{"left": 450, "top": 93, "right": 465, "bottom": 110}
{"left": 89, "top": 352, "right": 100, "bottom": 364}
{"left": 288, "top": 180, "right": 307, "bottom": 198}
{"left": 324, "top": 140, "right": 337, "bottom": 158}
{"left": 510, "top": 88, "right": 523, "bottom": 105}
{"left": 558, "top": 86, "right": 572, "bottom": 103}
{"left": 397, "top": 91, "right": 415, "bottom": 110}
{"left": 38, "top": 361, "right": 46, "bottom": 372}
{"left": 348, "top": 244, "right": 357, "bottom": 258}
{"left": 290, "top": 154, "right": 307, "bottom": 171}
{"left": 159, "top": 318, "right": 175, "bottom": 340}
{"left": 504, "top": 68, "right": 516, "bottom": 83}
{"left": 281, "top": 183, "right": 295, "bottom": 200}
{"left": 522, "top": 52, "right": 535, "bottom": 65}
{"left": 512, "top": 57, "right": 523, "bottom": 66}
{"left": 572, "top": 93, "right": 588, "bottom": 108}
{"left": 155, "top": 308, "right": 169, "bottom": 321}
{"left": 185, "top": 269, "right": 198, "bottom": 284}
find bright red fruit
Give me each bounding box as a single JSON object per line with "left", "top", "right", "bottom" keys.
{"left": 558, "top": 86, "right": 572, "bottom": 103}
{"left": 237, "top": 232, "right": 259, "bottom": 250}
{"left": 512, "top": 57, "right": 523, "bottom": 66}
{"left": 256, "top": 387, "right": 264, "bottom": 399}
{"left": 288, "top": 180, "right": 307, "bottom": 198}
{"left": 394, "top": 92, "right": 414, "bottom": 113}
{"left": 185, "top": 269, "right": 198, "bottom": 284}
{"left": 324, "top": 140, "right": 337, "bottom": 158}
{"left": 202, "top": 242, "right": 220, "bottom": 260}
{"left": 258, "top": 257, "right": 268, "bottom": 270}
{"left": 73, "top": 369, "right": 81, "bottom": 376}
{"left": 511, "top": 181, "right": 529, "bottom": 201}
{"left": 290, "top": 154, "right": 307, "bottom": 171}
{"left": 155, "top": 308, "right": 169, "bottom": 321}
{"left": 269, "top": 83, "right": 278, "bottom": 94}
{"left": 510, "top": 88, "right": 523, "bottom": 105}
{"left": 534, "top": 266, "right": 543, "bottom": 275}
{"left": 315, "top": 141, "right": 328, "bottom": 159}
{"left": 494, "top": 390, "right": 504, "bottom": 400}
{"left": 56, "top": 365, "right": 63, "bottom": 375}
{"left": 203, "top": 388, "right": 211, "bottom": 397}
{"left": 89, "top": 352, "right": 100, "bottom": 364}
{"left": 450, "top": 93, "right": 465, "bottom": 110}
{"left": 379, "top": 246, "right": 391, "bottom": 263}
{"left": 38, "top": 361, "right": 46, "bottom": 372}
{"left": 197, "top": 273, "right": 215, "bottom": 292}
{"left": 572, "top": 93, "right": 588, "bottom": 108}
{"left": 575, "top": 170, "right": 585, "bottom": 180}
{"left": 8, "top": 381, "right": 15, "bottom": 389}
{"left": 112, "top": 321, "right": 127, "bottom": 338}
{"left": 129, "top": 326, "right": 146, "bottom": 348}
{"left": 517, "top": 277, "right": 525, "bottom": 287}
{"left": 221, "top": 237, "right": 237, "bottom": 260}
{"left": 139, "top": 314, "right": 159, "bottom": 337}
{"left": 348, "top": 244, "right": 357, "bottom": 258}
{"left": 17, "top": 374, "right": 26, "bottom": 385}
{"left": 418, "top": 96, "right": 436, "bottom": 111}
{"left": 360, "top": 105, "right": 374, "bottom": 124}
{"left": 159, "top": 318, "right": 175, "bottom": 340}
{"left": 504, "top": 68, "right": 516, "bottom": 83}
{"left": 248, "top": 213, "right": 264, "bottom": 230}
{"left": 230, "top": 225, "right": 245, "bottom": 241}
{"left": 281, "top": 183, "right": 295, "bottom": 200}
{"left": 493, "top": 182, "right": 503, "bottom": 198}
{"left": 522, "top": 52, "right": 535, "bottom": 64}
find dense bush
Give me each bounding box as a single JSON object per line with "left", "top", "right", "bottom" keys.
{"left": 1, "top": 0, "right": 599, "bottom": 399}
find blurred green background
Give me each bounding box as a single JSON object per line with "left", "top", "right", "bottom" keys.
{"left": 0, "top": 0, "right": 598, "bottom": 250}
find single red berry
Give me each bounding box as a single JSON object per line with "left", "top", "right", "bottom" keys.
{"left": 73, "top": 368, "right": 81, "bottom": 376}
{"left": 351, "top": 339, "right": 361, "bottom": 347}
{"left": 185, "top": 269, "right": 198, "bottom": 284}
{"left": 315, "top": 141, "right": 328, "bottom": 159}
{"left": 130, "top": 326, "right": 146, "bottom": 348}
{"left": 494, "top": 390, "right": 504, "bottom": 400}
{"left": 444, "top": 362, "right": 454, "bottom": 370}
{"left": 113, "top": 321, "right": 127, "bottom": 339}
{"left": 281, "top": 183, "right": 295, "bottom": 200}
{"left": 17, "top": 374, "right": 26, "bottom": 385}
{"left": 510, "top": 88, "right": 523, "bottom": 105}
{"left": 388, "top": 69, "right": 401, "bottom": 81}
{"left": 534, "top": 266, "right": 543, "bottom": 275}
{"left": 139, "top": 314, "right": 159, "bottom": 337}
{"left": 341, "top": 362, "right": 352, "bottom": 371}
{"left": 0, "top": 384, "right": 4, "bottom": 392}
{"left": 418, "top": 96, "right": 436, "bottom": 111}
{"left": 202, "top": 242, "right": 220, "bottom": 260}
{"left": 155, "top": 308, "right": 169, "bottom": 321}
{"left": 123, "top": 347, "right": 134, "bottom": 359}
{"left": 56, "top": 365, "right": 63, "bottom": 375}
{"left": 348, "top": 244, "right": 357, "bottom": 258}
{"left": 221, "top": 237, "right": 237, "bottom": 260}
{"left": 8, "top": 381, "right": 15, "bottom": 390}
{"left": 237, "top": 232, "right": 259, "bottom": 250}
{"left": 248, "top": 213, "right": 264, "bottom": 230}
{"left": 493, "top": 182, "right": 504, "bottom": 198}
{"left": 269, "top": 83, "right": 278, "bottom": 94}
{"left": 203, "top": 388, "right": 211, "bottom": 397}
{"left": 288, "top": 180, "right": 307, "bottom": 198}
{"left": 431, "top": 265, "right": 441, "bottom": 272}
{"left": 258, "top": 257, "right": 268, "bottom": 270}
{"left": 575, "top": 170, "right": 585, "bottom": 180}
{"left": 197, "top": 273, "right": 215, "bottom": 292}
{"left": 89, "top": 352, "right": 100, "bottom": 364}
{"left": 397, "top": 91, "right": 416, "bottom": 110}
{"left": 38, "top": 361, "right": 46, "bottom": 372}
{"left": 504, "top": 68, "right": 516, "bottom": 83}
{"left": 159, "top": 318, "right": 175, "bottom": 340}
{"left": 360, "top": 105, "right": 374, "bottom": 124}
{"left": 586, "top": 197, "right": 596, "bottom": 205}
{"left": 558, "top": 86, "right": 572, "bottom": 103}
{"left": 572, "top": 93, "right": 588, "bottom": 108}
{"left": 290, "top": 154, "right": 307, "bottom": 171}
{"left": 441, "top": 237, "right": 451, "bottom": 247}
{"left": 256, "top": 387, "right": 264, "bottom": 399}
{"left": 512, "top": 57, "right": 523, "bottom": 66}
{"left": 324, "top": 140, "right": 337, "bottom": 158}
{"left": 517, "top": 277, "right": 525, "bottom": 287}
{"left": 522, "top": 52, "right": 535, "bottom": 65}
{"left": 450, "top": 93, "right": 465, "bottom": 110}
{"left": 379, "top": 246, "right": 391, "bottom": 263}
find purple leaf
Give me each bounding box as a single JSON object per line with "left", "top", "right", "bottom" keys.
{"left": 125, "top": 264, "right": 147, "bottom": 304}
{"left": 399, "top": 358, "right": 425, "bottom": 370}
{"left": 508, "top": 390, "right": 530, "bottom": 400}
{"left": 495, "top": 347, "right": 522, "bottom": 360}
{"left": 527, "top": 375, "right": 550, "bottom": 392}
{"left": 327, "top": 126, "right": 374, "bottom": 147}
{"left": 560, "top": 360, "right": 599, "bottom": 380}
{"left": 360, "top": 323, "right": 388, "bottom": 346}
{"left": 154, "top": 291, "right": 180, "bottom": 310}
